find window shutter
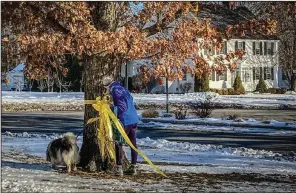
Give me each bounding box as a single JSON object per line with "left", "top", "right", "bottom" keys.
{"left": 212, "top": 71, "right": 215, "bottom": 81}
{"left": 264, "top": 67, "right": 267, "bottom": 80}
{"left": 235, "top": 41, "right": 238, "bottom": 51}
{"left": 260, "top": 67, "right": 263, "bottom": 78}
{"left": 253, "top": 42, "right": 255, "bottom": 55}
{"left": 271, "top": 67, "right": 274, "bottom": 80}
{"left": 271, "top": 42, "right": 274, "bottom": 55}
{"left": 260, "top": 42, "right": 263, "bottom": 55}
{"left": 225, "top": 41, "right": 227, "bottom": 54}
{"left": 252, "top": 67, "right": 255, "bottom": 80}
{"left": 243, "top": 41, "right": 245, "bottom": 50}
{"left": 264, "top": 42, "right": 267, "bottom": 55}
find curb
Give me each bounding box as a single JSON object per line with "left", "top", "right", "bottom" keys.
{"left": 141, "top": 118, "right": 296, "bottom": 130}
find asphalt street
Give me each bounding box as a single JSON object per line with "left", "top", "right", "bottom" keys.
{"left": 2, "top": 112, "right": 296, "bottom": 154}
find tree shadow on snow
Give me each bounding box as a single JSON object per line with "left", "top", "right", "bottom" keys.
{"left": 2, "top": 160, "right": 52, "bottom": 171}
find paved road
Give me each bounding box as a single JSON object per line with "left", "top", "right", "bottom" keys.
{"left": 2, "top": 112, "right": 296, "bottom": 154}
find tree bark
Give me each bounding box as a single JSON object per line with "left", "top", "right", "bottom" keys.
{"left": 79, "top": 2, "right": 129, "bottom": 172}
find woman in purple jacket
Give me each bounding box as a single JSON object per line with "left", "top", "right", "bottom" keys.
{"left": 102, "top": 76, "right": 139, "bottom": 176}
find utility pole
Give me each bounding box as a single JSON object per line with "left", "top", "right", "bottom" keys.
{"left": 125, "top": 61, "right": 128, "bottom": 89}
{"left": 166, "top": 77, "right": 169, "bottom": 113}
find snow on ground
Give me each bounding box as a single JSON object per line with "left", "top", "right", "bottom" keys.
{"left": 2, "top": 132, "right": 296, "bottom": 175}
{"left": 2, "top": 132, "right": 296, "bottom": 192}
{"left": 140, "top": 121, "right": 296, "bottom": 136}
{"left": 140, "top": 116, "right": 296, "bottom": 130}
{"left": 2, "top": 91, "right": 296, "bottom": 109}
{"left": 2, "top": 154, "right": 175, "bottom": 193}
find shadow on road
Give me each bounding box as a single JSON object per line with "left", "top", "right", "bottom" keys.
{"left": 2, "top": 114, "right": 83, "bottom": 134}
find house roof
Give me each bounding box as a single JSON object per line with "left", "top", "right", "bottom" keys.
{"left": 11, "top": 64, "right": 25, "bottom": 72}
{"left": 198, "top": 4, "right": 279, "bottom": 40}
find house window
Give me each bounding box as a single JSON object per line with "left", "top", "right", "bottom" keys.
{"left": 265, "top": 67, "right": 271, "bottom": 80}
{"left": 253, "top": 67, "right": 260, "bottom": 80}
{"left": 211, "top": 71, "right": 227, "bottom": 81}
{"left": 263, "top": 67, "right": 274, "bottom": 80}
{"left": 255, "top": 42, "right": 260, "bottom": 55}
{"left": 235, "top": 41, "right": 245, "bottom": 51}
{"left": 241, "top": 68, "right": 251, "bottom": 82}
{"left": 238, "top": 42, "right": 243, "bottom": 49}
{"left": 218, "top": 72, "right": 227, "bottom": 81}
{"left": 219, "top": 41, "right": 227, "bottom": 54}
{"left": 204, "top": 47, "right": 215, "bottom": 56}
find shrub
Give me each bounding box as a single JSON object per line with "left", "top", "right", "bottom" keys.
{"left": 191, "top": 99, "right": 213, "bottom": 118}
{"left": 173, "top": 105, "right": 187, "bottom": 120}
{"left": 222, "top": 89, "right": 228, "bottom": 95}
{"left": 280, "top": 88, "right": 287, "bottom": 94}
{"left": 210, "top": 88, "right": 217, "bottom": 93}
{"left": 216, "top": 89, "right": 223, "bottom": 95}
{"left": 268, "top": 88, "right": 277, "bottom": 94}
{"left": 142, "top": 109, "right": 159, "bottom": 118}
{"left": 180, "top": 82, "right": 192, "bottom": 94}
{"left": 227, "top": 88, "right": 235, "bottom": 95}
{"left": 255, "top": 76, "right": 268, "bottom": 93}
{"left": 194, "top": 73, "right": 210, "bottom": 92}
{"left": 227, "top": 114, "right": 238, "bottom": 120}
{"left": 233, "top": 76, "right": 245, "bottom": 94}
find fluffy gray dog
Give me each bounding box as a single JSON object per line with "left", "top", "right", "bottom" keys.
{"left": 46, "top": 132, "right": 80, "bottom": 173}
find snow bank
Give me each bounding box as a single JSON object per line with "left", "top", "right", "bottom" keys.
{"left": 2, "top": 91, "right": 296, "bottom": 110}
{"left": 3, "top": 132, "right": 296, "bottom": 164}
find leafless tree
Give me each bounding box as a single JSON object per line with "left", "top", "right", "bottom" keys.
{"left": 180, "top": 82, "right": 192, "bottom": 94}
{"left": 54, "top": 71, "right": 72, "bottom": 96}
{"left": 37, "top": 79, "right": 47, "bottom": 92}
{"left": 241, "top": 2, "right": 296, "bottom": 91}
{"left": 28, "top": 77, "right": 34, "bottom": 92}
{"left": 80, "top": 72, "right": 84, "bottom": 92}
{"left": 45, "top": 70, "right": 55, "bottom": 92}
{"left": 14, "top": 79, "right": 23, "bottom": 92}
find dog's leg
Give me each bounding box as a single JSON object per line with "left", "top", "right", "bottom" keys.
{"left": 72, "top": 164, "right": 77, "bottom": 172}
{"left": 64, "top": 157, "right": 71, "bottom": 173}
{"left": 51, "top": 159, "right": 57, "bottom": 170}
{"left": 66, "top": 164, "right": 71, "bottom": 173}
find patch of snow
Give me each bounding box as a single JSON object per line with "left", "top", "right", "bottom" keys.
{"left": 2, "top": 132, "right": 296, "bottom": 174}
{"left": 2, "top": 91, "right": 296, "bottom": 109}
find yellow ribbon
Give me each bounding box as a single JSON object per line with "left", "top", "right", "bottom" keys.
{"left": 85, "top": 96, "right": 167, "bottom": 177}
{"left": 85, "top": 96, "right": 116, "bottom": 161}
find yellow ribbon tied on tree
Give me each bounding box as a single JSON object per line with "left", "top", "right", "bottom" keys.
{"left": 85, "top": 96, "right": 167, "bottom": 177}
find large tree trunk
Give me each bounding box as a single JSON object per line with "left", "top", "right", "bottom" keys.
{"left": 79, "top": 2, "right": 127, "bottom": 172}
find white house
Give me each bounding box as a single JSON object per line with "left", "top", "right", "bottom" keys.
{"left": 1, "top": 64, "right": 28, "bottom": 91}
{"left": 122, "top": 37, "right": 281, "bottom": 93}
{"left": 120, "top": 4, "right": 286, "bottom": 93}
{"left": 207, "top": 38, "right": 280, "bottom": 92}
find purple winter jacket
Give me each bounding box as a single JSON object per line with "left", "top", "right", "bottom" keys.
{"left": 109, "top": 81, "right": 139, "bottom": 126}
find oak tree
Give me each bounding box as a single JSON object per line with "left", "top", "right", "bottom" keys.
{"left": 1, "top": 2, "right": 276, "bottom": 171}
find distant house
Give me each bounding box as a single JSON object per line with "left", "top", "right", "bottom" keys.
{"left": 122, "top": 4, "right": 285, "bottom": 93}
{"left": 1, "top": 64, "right": 28, "bottom": 91}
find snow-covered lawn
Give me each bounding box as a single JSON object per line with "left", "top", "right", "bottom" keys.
{"left": 139, "top": 121, "right": 296, "bottom": 136}
{"left": 140, "top": 116, "right": 296, "bottom": 130}
{"left": 2, "top": 132, "right": 296, "bottom": 192}
{"left": 2, "top": 90, "right": 296, "bottom": 191}
{"left": 2, "top": 91, "right": 296, "bottom": 110}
